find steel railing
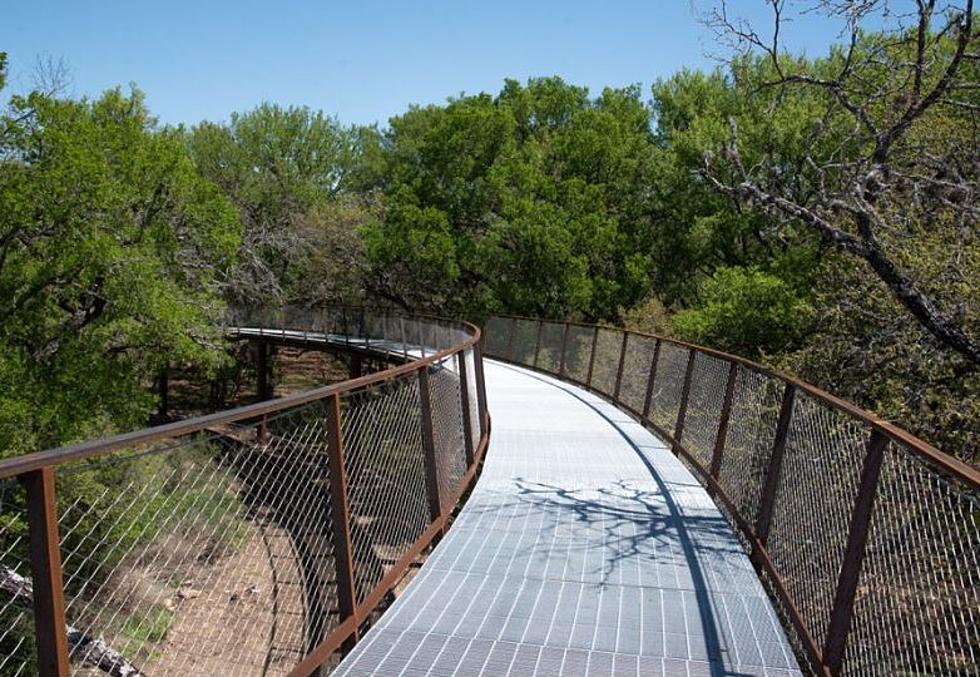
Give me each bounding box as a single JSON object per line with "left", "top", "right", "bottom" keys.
{"left": 0, "top": 308, "right": 489, "bottom": 677}
{"left": 484, "top": 314, "right": 979, "bottom": 677}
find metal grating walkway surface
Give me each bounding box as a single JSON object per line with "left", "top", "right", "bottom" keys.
{"left": 333, "top": 361, "right": 802, "bottom": 676}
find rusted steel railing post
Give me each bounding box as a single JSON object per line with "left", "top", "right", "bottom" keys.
{"left": 586, "top": 325, "right": 599, "bottom": 386}
{"left": 532, "top": 321, "right": 544, "bottom": 368}
{"left": 558, "top": 322, "right": 570, "bottom": 376}
{"left": 822, "top": 430, "right": 889, "bottom": 675}
{"left": 474, "top": 341, "right": 488, "bottom": 437}
{"left": 755, "top": 383, "right": 797, "bottom": 546}
{"left": 672, "top": 349, "right": 697, "bottom": 448}
{"left": 457, "top": 352, "right": 475, "bottom": 467}
{"left": 324, "top": 394, "right": 359, "bottom": 652}
{"left": 417, "top": 367, "right": 444, "bottom": 523}
{"left": 23, "top": 467, "right": 71, "bottom": 677}
{"left": 613, "top": 332, "right": 629, "bottom": 400}
{"left": 708, "top": 361, "right": 739, "bottom": 481}
{"left": 642, "top": 339, "right": 662, "bottom": 421}
{"left": 505, "top": 317, "right": 517, "bottom": 361}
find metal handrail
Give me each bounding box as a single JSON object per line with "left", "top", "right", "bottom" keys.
{"left": 484, "top": 314, "right": 978, "bottom": 677}
{"left": 0, "top": 307, "right": 490, "bottom": 677}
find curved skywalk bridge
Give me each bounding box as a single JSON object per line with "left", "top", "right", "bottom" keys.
{"left": 334, "top": 362, "right": 800, "bottom": 677}
{"left": 0, "top": 309, "right": 975, "bottom": 677}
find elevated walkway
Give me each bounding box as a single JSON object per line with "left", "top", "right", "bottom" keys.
{"left": 334, "top": 361, "right": 801, "bottom": 676}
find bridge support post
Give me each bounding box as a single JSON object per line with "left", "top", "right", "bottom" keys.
{"left": 349, "top": 354, "right": 363, "bottom": 380}
{"left": 255, "top": 341, "right": 273, "bottom": 401}
{"left": 325, "top": 394, "right": 359, "bottom": 655}
{"left": 822, "top": 430, "right": 889, "bottom": 675}
{"left": 23, "top": 467, "right": 71, "bottom": 677}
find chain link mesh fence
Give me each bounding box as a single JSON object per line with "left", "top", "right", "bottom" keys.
{"left": 0, "top": 309, "right": 487, "bottom": 677}
{"left": 484, "top": 316, "right": 979, "bottom": 677}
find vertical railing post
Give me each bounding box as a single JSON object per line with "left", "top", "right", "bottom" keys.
{"left": 325, "top": 394, "right": 359, "bottom": 653}
{"left": 822, "top": 430, "right": 889, "bottom": 675}
{"left": 457, "top": 352, "right": 475, "bottom": 467}
{"left": 558, "top": 322, "right": 570, "bottom": 376}
{"left": 708, "top": 361, "right": 739, "bottom": 483}
{"left": 474, "top": 340, "right": 489, "bottom": 438}
{"left": 754, "top": 383, "right": 797, "bottom": 547}
{"left": 586, "top": 325, "right": 599, "bottom": 387}
{"left": 505, "top": 317, "right": 517, "bottom": 361}
{"left": 613, "top": 331, "right": 629, "bottom": 400}
{"left": 672, "top": 349, "right": 697, "bottom": 449}
{"left": 418, "top": 367, "right": 444, "bottom": 524}
{"left": 642, "top": 339, "right": 662, "bottom": 421}
{"left": 23, "top": 467, "right": 71, "bottom": 677}
{"left": 532, "top": 320, "right": 544, "bottom": 368}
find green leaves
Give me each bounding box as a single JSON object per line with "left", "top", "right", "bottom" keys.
{"left": 360, "top": 77, "right": 655, "bottom": 320}
{"left": 0, "top": 85, "right": 240, "bottom": 455}
{"left": 673, "top": 266, "right": 813, "bottom": 358}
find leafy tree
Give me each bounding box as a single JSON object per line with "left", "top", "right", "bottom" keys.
{"left": 188, "top": 104, "right": 364, "bottom": 306}
{"left": 359, "top": 78, "right": 656, "bottom": 321}
{"left": 701, "top": 0, "right": 980, "bottom": 365}
{"left": 0, "top": 85, "right": 239, "bottom": 455}
{"left": 673, "top": 266, "right": 813, "bottom": 358}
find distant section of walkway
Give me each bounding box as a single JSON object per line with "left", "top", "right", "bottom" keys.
{"left": 334, "top": 362, "right": 802, "bottom": 676}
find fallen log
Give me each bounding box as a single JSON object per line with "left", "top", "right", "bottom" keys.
{"left": 1, "top": 565, "right": 146, "bottom": 677}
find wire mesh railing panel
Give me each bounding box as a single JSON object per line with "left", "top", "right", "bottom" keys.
{"left": 590, "top": 328, "right": 623, "bottom": 396}
{"left": 509, "top": 319, "right": 539, "bottom": 367}
{"left": 534, "top": 321, "right": 564, "bottom": 373}
{"left": 618, "top": 333, "right": 658, "bottom": 415}
{"left": 562, "top": 325, "right": 594, "bottom": 383}
{"left": 0, "top": 478, "right": 35, "bottom": 677}
{"left": 483, "top": 316, "right": 511, "bottom": 358}
{"left": 766, "top": 393, "right": 867, "bottom": 651}
{"left": 716, "top": 366, "right": 783, "bottom": 522}
{"left": 54, "top": 405, "right": 338, "bottom": 676}
{"left": 648, "top": 342, "right": 687, "bottom": 434}
{"left": 464, "top": 349, "right": 482, "bottom": 448}
{"left": 427, "top": 358, "right": 468, "bottom": 514}
{"left": 340, "top": 377, "right": 430, "bottom": 607}
{"left": 841, "top": 445, "right": 980, "bottom": 676}
{"left": 680, "top": 352, "right": 728, "bottom": 469}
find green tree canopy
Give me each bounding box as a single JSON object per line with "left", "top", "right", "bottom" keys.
{"left": 0, "top": 85, "right": 239, "bottom": 454}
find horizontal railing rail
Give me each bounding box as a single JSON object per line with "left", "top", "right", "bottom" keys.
{"left": 484, "top": 314, "right": 978, "bottom": 677}
{"left": 0, "top": 307, "right": 490, "bottom": 677}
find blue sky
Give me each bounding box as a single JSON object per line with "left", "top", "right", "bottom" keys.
{"left": 2, "top": 1, "right": 853, "bottom": 128}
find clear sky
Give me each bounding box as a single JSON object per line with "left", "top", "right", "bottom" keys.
{"left": 2, "top": 1, "right": 853, "bottom": 128}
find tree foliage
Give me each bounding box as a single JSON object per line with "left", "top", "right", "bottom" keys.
{"left": 359, "top": 78, "right": 656, "bottom": 320}
{"left": 0, "top": 82, "right": 239, "bottom": 455}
